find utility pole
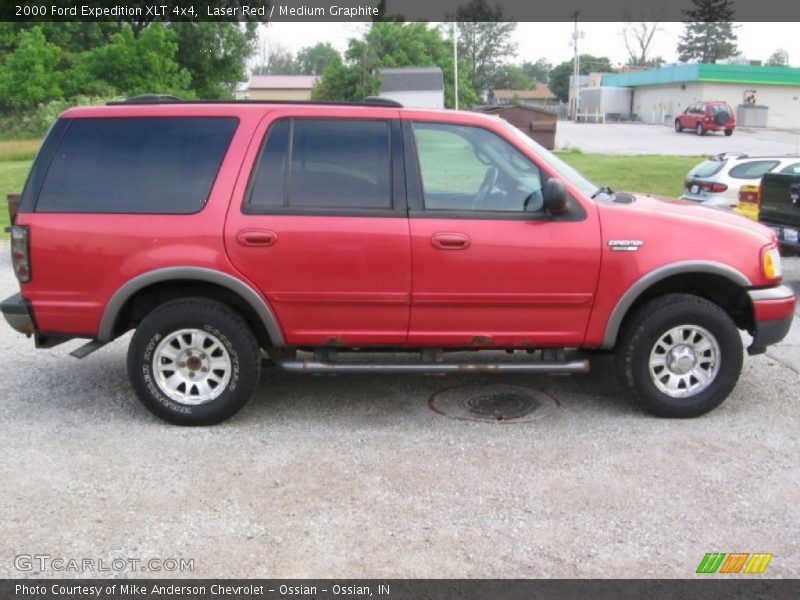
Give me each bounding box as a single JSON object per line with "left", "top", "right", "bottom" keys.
{"left": 452, "top": 22, "right": 459, "bottom": 110}
{"left": 571, "top": 11, "right": 581, "bottom": 122}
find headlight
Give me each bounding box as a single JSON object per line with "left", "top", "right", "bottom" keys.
{"left": 761, "top": 246, "right": 782, "bottom": 281}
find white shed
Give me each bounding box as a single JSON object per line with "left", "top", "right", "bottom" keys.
{"left": 379, "top": 67, "right": 445, "bottom": 109}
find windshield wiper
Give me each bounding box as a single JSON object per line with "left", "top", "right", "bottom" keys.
{"left": 591, "top": 186, "right": 614, "bottom": 199}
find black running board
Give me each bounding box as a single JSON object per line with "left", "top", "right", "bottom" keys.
{"left": 275, "top": 358, "right": 590, "bottom": 374}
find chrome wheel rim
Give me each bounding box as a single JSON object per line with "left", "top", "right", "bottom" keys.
{"left": 153, "top": 328, "right": 232, "bottom": 405}
{"left": 648, "top": 325, "right": 720, "bottom": 398}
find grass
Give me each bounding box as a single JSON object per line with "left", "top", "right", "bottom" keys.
{"left": 0, "top": 160, "right": 31, "bottom": 236}
{"left": 0, "top": 139, "right": 40, "bottom": 162}
{"left": 557, "top": 152, "right": 703, "bottom": 198}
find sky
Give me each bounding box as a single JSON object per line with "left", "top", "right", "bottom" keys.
{"left": 255, "top": 22, "right": 799, "bottom": 69}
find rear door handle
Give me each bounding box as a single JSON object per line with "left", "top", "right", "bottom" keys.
{"left": 237, "top": 229, "right": 277, "bottom": 247}
{"left": 431, "top": 232, "right": 471, "bottom": 250}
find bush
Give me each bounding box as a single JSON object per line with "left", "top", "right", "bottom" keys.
{"left": 0, "top": 95, "right": 115, "bottom": 140}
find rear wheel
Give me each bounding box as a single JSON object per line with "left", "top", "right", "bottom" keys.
{"left": 724, "top": 129, "right": 733, "bottom": 136}
{"left": 615, "top": 294, "right": 742, "bottom": 417}
{"left": 674, "top": 120, "right": 683, "bottom": 133}
{"left": 127, "top": 298, "right": 261, "bottom": 425}
{"left": 696, "top": 122, "right": 705, "bottom": 136}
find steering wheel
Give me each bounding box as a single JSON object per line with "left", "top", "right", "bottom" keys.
{"left": 472, "top": 167, "right": 499, "bottom": 210}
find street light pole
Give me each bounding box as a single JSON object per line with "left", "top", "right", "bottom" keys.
{"left": 452, "top": 23, "right": 459, "bottom": 110}
{"left": 571, "top": 11, "right": 580, "bottom": 122}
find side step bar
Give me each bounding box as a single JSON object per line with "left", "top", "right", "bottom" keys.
{"left": 275, "top": 358, "right": 590, "bottom": 374}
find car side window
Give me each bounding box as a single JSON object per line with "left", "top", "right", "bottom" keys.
{"left": 247, "top": 118, "right": 392, "bottom": 211}
{"left": 780, "top": 163, "right": 800, "bottom": 175}
{"left": 728, "top": 161, "right": 780, "bottom": 179}
{"left": 412, "top": 122, "right": 544, "bottom": 212}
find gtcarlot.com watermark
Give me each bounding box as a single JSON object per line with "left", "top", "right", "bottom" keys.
{"left": 14, "top": 554, "right": 194, "bottom": 573}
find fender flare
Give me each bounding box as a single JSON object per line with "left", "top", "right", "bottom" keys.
{"left": 601, "top": 260, "right": 751, "bottom": 348}
{"left": 97, "top": 266, "right": 285, "bottom": 346}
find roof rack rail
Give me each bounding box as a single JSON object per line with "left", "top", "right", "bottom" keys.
{"left": 363, "top": 96, "right": 403, "bottom": 107}
{"left": 106, "top": 97, "right": 405, "bottom": 108}
{"left": 712, "top": 151, "right": 748, "bottom": 160}
{"left": 108, "top": 94, "right": 181, "bottom": 105}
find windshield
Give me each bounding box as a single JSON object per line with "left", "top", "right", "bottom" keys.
{"left": 498, "top": 120, "right": 600, "bottom": 197}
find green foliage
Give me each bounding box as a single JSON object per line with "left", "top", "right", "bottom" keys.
{"left": 521, "top": 59, "right": 552, "bottom": 84}
{"left": 312, "top": 22, "right": 478, "bottom": 108}
{"left": 490, "top": 64, "right": 535, "bottom": 90}
{"left": 766, "top": 49, "right": 789, "bottom": 67}
{"left": 171, "top": 23, "right": 257, "bottom": 98}
{"left": 549, "top": 55, "right": 613, "bottom": 103}
{"left": 296, "top": 42, "right": 340, "bottom": 76}
{"left": 0, "top": 96, "right": 115, "bottom": 141}
{"left": 454, "top": 0, "right": 517, "bottom": 93}
{"left": 73, "top": 24, "right": 192, "bottom": 98}
{"left": 677, "top": 0, "right": 738, "bottom": 63}
{"left": 0, "top": 160, "right": 33, "bottom": 237}
{"left": 0, "top": 27, "right": 63, "bottom": 110}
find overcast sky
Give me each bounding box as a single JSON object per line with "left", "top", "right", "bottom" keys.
{"left": 256, "top": 22, "right": 799, "bottom": 69}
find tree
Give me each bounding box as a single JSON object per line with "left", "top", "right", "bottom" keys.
{"left": 453, "top": 0, "right": 517, "bottom": 93}
{"left": 549, "top": 55, "right": 613, "bottom": 103}
{"left": 490, "top": 64, "right": 534, "bottom": 90}
{"left": 622, "top": 20, "right": 662, "bottom": 67}
{"left": 0, "top": 27, "right": 63, "bottom": 110}
{"left": 170, "top": 23, "right": 257, "bottom": 98}
{"left": 766, "top": 48, "right": 789, "bottom": 67}
{"left": 251, "top": 40, "right": 298, "bottom": 75}
{"left": 520, "top": 59, "right": 552, "bottom": 84}
{"left": 312, "top": 22, "right": 478, "bottom": 108}
{"left": 296, "top": 42, "right": 340, "bottom": 75}
{"left": 677, "top": 0, "right": 738, "bottom": 63}
{"left": 72, "top": 24, "right": 192, "bottom": 98}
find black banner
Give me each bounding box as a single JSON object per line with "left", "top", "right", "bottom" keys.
{"left": 2, "top": 580, "right": 800, "bottom": 600}
{"left": 2, "top": 0, "right": 800, "bottom": 22}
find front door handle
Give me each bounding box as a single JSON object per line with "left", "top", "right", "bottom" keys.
{"left": 237, "top": 229, "right": 277, "bottom": 247}
{"left": 431, "top": 232, "right": 471, "bottom": 250}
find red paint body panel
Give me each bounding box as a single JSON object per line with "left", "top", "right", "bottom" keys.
{"left": 752, "top": 297, "right": 796, "bottom": 322}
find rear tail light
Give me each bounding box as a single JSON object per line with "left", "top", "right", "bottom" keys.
{"left": 10, "top": 225, "right": 31, "bottom": 283}
{"left": 699, "top": 182, "right": 728, "bottom": 193}
{"left": 738, "top": 184, "right": 760, "bottom": 205}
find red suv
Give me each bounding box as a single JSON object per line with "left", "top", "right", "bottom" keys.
{"left": 675, "top": 101, "right": 736, "bottom": 136}
{"left": 2, "top": 99, "right": 794, "bottom": 425}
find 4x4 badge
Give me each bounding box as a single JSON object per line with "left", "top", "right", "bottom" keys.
{"left": 608, "top": 240, "right": 644, "bottom": 251}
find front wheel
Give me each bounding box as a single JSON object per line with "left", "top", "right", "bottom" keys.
{"left": 127, "top": 298, "right": 261, "bottom": 425}
{"left": 675, "top": 120, "right": 683, "bottom": 133}
{"left": 615, "top": 294, "right": 743, "bottom": 417}
{"left": 696, "top": 122, "right": 705, "bottom": 136}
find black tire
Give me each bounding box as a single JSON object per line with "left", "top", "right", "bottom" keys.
{"left": 696, "top": 122, "right": 705, "bottom": 136}
{"left": 614, "top": 294, "right": 743, "bottom": 418}
{"left": 724, "top": 129, "right": 733, "bottom": 136}
{"left": 127, "top": 298, "right": 261, "bottom": 425}
{"left": 674, "top": 120, "right": 683, "bottom": 133}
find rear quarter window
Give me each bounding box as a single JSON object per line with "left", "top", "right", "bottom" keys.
{"left": 728, "top": 160, "right": 780, "bottom": 180}
{"left": 690, "top": 159, "right": 725, "bottom": 178}
{"left": 35, "top": 117, "right": 238, "bottom": 213}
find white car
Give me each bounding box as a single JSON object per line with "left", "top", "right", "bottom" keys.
{"left": 680, "top": 152, "right": 800, "bottom": 208}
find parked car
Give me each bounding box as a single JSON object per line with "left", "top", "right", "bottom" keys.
{"left": 1, "top": 99, "right": 795, "bottom": 425}
{"left": 733, "top": 176, "right": 800, "bottom": 254}
{"left": 681, "top": 152, "right": 800, "bottom": 208}
{"left": 675, "top": 101, "right": 736, "bottom": 136}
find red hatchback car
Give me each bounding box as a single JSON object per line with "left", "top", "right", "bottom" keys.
{"left": 675, "top": 101, "right": 736, "bottom": 136}
{"left": 1, "top": 98, "right": 794, "bottom": 425}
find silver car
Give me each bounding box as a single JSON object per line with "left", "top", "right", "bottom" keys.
{"left": 680, "top": 152, "right": 800, "bottom": 208}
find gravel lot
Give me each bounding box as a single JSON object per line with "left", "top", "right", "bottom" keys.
{"left": 0, "top": 242, "right": 798, "bottom": 579}
{"left": 556, "top": 122, "right": 800, "bottom": 156}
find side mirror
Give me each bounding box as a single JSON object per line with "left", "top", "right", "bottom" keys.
{"left": 543, "top": 179, "right": 568, "bottom": 216}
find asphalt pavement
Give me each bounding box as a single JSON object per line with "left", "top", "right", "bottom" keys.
{"left": 556, "top": 121, "right": 800, "bottom": 156}
{"left": 0, "top": 243, "right": 798, "bottom": 578}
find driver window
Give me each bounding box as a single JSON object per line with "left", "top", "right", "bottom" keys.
{"left": 412, "top": 122, "right": 544, "bottom": 212}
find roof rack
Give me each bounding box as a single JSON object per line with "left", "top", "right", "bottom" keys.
{"left": 107, "top": 96, "right": 403, "bottom": 108}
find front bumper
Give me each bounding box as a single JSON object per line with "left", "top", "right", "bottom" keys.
{"left": 747, "top": 285, "right": 796, "bottom": 354}
{"left": 0, "top": 292, "right": 36, "bottom": 336}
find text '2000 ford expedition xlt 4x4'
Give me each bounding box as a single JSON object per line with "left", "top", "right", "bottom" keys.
{"left": 2, "top": 99, "right": 796, "bottom": 425}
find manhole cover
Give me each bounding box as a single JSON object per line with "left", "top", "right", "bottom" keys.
{"left": 429, "top": 383, "right": 558, "bottom": 423}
